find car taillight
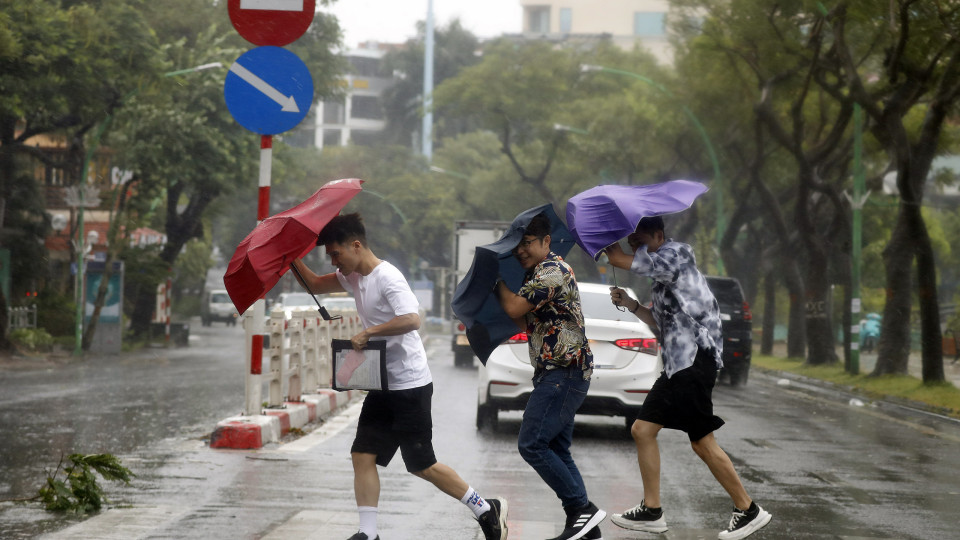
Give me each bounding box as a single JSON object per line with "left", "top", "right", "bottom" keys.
{"left": 506, "top": 332, "right": 528, "bottom": 343}
{"left": 614, "top": 338, "right": 658, "bottom": 355}
{"left": 457, "top": 322, "right": 466, "bottom": 331}
{"left": 742, "top": 301, "right": 752, "bottom": 321}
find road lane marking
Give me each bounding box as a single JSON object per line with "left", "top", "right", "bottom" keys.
{"left": 261, "top": 510, "right": 355, "bottom": 539}
{"left": 40, "top": 506, "right": 188, "bottom": 539}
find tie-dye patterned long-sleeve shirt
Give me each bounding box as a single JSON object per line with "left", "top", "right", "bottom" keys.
{"left": 630, "top": 240, "right": 723, "bottom": 378}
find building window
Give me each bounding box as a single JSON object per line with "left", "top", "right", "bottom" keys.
{"left": 350, "top": 95, "right": 383, "bottom": 120}
{"left": 323, "top": 100, "right": 345, "bottom": 124}
{"left": 527, "top": 6, "right": 550, "bottom": 33}
{"left": 322, "top": 129, "right": 343, "bottom": 148}
{"left": 559, "top": 8, "right": 572, "bottom": 34}
{"left": 634, "top": 12, "right": 666, "bottom": 36}
{"left": 349, "top": 130, "right": 381, "bottom": 146}
{"left": 44, "top": 164, "right": 67, "bottom": 186}
{"left": 349, "top": 56, "right": 383, "bottom": 78}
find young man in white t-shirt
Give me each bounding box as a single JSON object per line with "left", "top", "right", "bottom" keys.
{"left": 291, "top": 213, "right": 507, "bottom": 540}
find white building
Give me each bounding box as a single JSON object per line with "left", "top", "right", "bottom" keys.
{"left": 519, "top": 0, "right": 674, "bottom": 63}
{"left": 312, "top": 44, "right": 395, "bottom": 150}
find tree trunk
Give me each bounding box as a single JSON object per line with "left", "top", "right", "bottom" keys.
{"left": 804, "top": 264, "right": 837, "bottom": 365}
{"left": 786, "top": 284, "right": 807, "bottom": 358}
{"left": 874, "top": 205, "right": 913, "bottom": 375}
{"left": 913, "top": 207, "right": 944, "bottom": 383}
{"left": 0, "top": 116, "right": 16, "bottom": 350}
{"left": 761, "top": 270, "right": 776, "bottom": 355}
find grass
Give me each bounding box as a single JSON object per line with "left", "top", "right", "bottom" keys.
{"left": 752, "top": 354, "right": 960, "bottom": 419}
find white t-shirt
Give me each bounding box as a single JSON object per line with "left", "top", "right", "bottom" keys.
{"left": 336, "top": 261, "right": 432, "bottom": 391}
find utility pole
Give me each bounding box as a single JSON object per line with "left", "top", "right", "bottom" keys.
{"left": 421, "top": 0, "right": 435, "bottom": 161}
{"left": 849, "top": 104, "right": 865, "bottom": 374}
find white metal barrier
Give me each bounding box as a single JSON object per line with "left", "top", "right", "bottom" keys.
{"left": 261, "top": 307, "right": 361, "bottom": 409}
{"left": 7, "top": 305, "right": 37, "bottom": 331}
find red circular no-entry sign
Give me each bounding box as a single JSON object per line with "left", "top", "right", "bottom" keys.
{"left": 228, "top": 0, "right": 316, "bottom": 47}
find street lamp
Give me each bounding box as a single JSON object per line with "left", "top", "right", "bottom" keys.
{"left": 581, "top": 64, "right": 726, "bottom": 274}
{"left": 73, "top": 62, "right": 223, "bottom": 355}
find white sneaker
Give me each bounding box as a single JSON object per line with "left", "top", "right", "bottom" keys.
{"left": 717, "top": 503, "right": 772, "bottom": 540}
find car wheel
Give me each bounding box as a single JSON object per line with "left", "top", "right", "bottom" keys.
{"left": 454, "top": 348, "right": 474, "bottom": 368}
{"left": 735, "top": 362, "right": 750, "bottom": 386}
{"left": 476, "top": 402, "right": 498, "bottom": 431}
{"left": 728, "top": 361, "right": 749, "bottom": 387}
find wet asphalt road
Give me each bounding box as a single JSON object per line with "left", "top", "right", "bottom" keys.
{"left": 1, "top": 321, "right": 959, "bottom": 539}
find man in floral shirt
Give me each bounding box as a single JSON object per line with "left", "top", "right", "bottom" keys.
{"left": 493, "top": 212, "right": 606, "bottom": 540}
{"left": 605, "top": 216, "right": 772, "bottom": 540}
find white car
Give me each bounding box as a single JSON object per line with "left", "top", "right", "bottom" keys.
{"left": 476, "top": 282, "right": 661, "bottom": 430}
{"left": 321, "top": 295, "right": 358, "bottom": 314}
{"left": 273, "top": 292, "right": 320, "bottom": 319}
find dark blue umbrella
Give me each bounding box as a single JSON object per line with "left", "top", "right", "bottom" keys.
{"left": 566, "top": 180, "right": 709, "bottom": 260}
{"left": 451, "top": 204, "right": 574, "bottom": 364}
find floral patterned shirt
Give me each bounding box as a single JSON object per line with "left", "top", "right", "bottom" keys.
{"left": 630, "top": 240, "right": 723, "bottom": 378}
{"left": 518, "top": 251, "right": 594, "bottom": 379}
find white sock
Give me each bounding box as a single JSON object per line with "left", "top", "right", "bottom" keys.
{"left": 358, "top": 506, "right": 378, "bottom": 538}
{"left": 460, "top": 486, "right": 492, "bottom": 518}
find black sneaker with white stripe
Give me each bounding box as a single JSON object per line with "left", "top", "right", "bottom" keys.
{"left": 717, "top": 501, "right": 771, "bottom": 540}
{"left": 548, "top": 501, "right": 606, "bottom": 540}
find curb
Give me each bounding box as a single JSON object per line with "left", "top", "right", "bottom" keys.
{"left": 752, "top": 367, "right": 960, "bottom": 424}
{"left": 210, "top": 390, "right": 359, "bottom": 449}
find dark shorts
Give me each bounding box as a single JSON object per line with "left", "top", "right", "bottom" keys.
{"left": 634, "top": 347, "right": 725, "bottom": 442}
{"left": 351, "top": 383, "right": 437, "bottom": 473}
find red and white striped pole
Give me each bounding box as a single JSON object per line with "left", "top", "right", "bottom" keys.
{"left": 245, "top": 135, "right": 272, "bottom": 416}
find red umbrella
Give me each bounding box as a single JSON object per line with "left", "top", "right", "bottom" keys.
{"left": 224, "top": 178, "right": 364, "bottom": 314}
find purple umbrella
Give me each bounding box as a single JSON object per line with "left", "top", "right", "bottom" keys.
{"left": 566, "top": 180, "right": 709, "bottom": 260}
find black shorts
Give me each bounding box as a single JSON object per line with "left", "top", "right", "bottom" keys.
{"left": 635, "top": 347, "right": 725, "bottom": 442}
{"left": 351, "top": 383, "right": 437, "bottom": 473}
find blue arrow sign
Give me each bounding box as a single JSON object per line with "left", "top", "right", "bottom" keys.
{"left": 224, "top": 46, "right": 314, "bottom": 135}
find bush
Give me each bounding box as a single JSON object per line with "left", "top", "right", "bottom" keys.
{"left": 36, "top": 291, "right": 76, "bottom": 337}
{"left": 9, "top": 328, "right": 54, "bottom": 352}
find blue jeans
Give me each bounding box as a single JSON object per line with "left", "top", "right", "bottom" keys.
{"left": 517, "top": 367, "right": 590, "bottom": 509}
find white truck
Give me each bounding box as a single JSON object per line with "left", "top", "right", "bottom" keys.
{"left": 452, "top": 220, "right": 511, "bottom": 367}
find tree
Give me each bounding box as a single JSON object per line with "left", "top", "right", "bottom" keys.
{"left": 435, "top": 40, "right": 667, "bottom": 207}
{"left": 379, "top": 19, "right": 482, "bottom": 147}
{"left": 672, "top": 0, "right": 863, "bottom": 363}
{"left": 0, "top": 0, "right": 159, "bottom": 348}
{"left": 109, "top": 3, "right": 343, "bottom": 337}
{"left": 820, "top": 0, "right": 959, "bottom": 381}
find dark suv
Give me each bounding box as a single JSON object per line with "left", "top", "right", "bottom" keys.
{"left": 705, "top": 276, "right": 753, "bottom": 386}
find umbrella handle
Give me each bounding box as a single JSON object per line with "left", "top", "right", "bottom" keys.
{"left": 289, "top": 263, "right": 342, "bottom": 321}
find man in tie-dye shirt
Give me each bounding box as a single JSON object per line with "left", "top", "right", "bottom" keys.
{"left": 603, "top": 216, "right": 772, "bottom": 540}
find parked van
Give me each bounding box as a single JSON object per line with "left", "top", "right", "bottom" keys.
{"left": 202, "top": 289, "right": 238, "bottom": 326}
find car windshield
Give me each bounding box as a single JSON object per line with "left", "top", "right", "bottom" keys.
{"left": 580, "top": 290, "right": 638, "bottom": 322}
{"left": 282, "top": 293, "right": 316, "bottom": 307}
{"left": 706, "top": 278, "right": 743, "bottom": 304}
{"left": 211, "top": 293, "right": 230, "bottom": 303}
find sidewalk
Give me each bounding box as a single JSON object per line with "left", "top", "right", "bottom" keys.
{"left": 767, "top": 343, "right": 960, "bottom": 387}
